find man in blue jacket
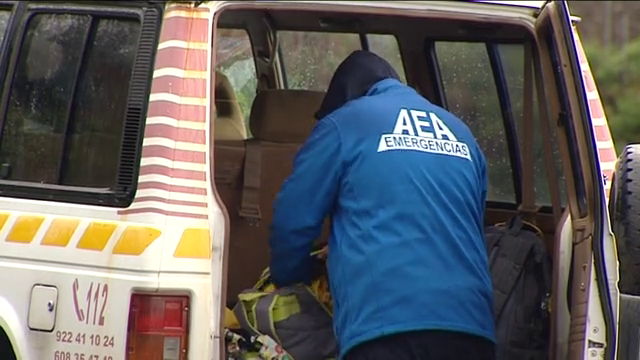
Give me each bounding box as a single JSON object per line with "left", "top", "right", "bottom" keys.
{"left": 268, "top": 51, "right": 495, "bottom": 360}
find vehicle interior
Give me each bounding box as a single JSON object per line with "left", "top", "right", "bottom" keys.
{"left": 211, "top": 2, "right": 594, "bottom": 358}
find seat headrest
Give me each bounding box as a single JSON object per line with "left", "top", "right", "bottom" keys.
{"left": 214, "top": 71, "right": 247, "bottom": 140}
{"left": 249, "top": 90, "right": 326, "bottom": 143}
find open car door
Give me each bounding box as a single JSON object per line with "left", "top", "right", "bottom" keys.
{"left": 535, "top": 1, "right": 618, "bottom": 360}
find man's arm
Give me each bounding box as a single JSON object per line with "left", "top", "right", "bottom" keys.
{"left": 269, "top": 117, "right": 343, "bottom": 287}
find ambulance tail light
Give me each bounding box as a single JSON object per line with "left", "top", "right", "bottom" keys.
{"left": 126, "top": 294, "right": 190, "bottom": 360}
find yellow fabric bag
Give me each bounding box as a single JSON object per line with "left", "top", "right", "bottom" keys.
{"left": 224, "top": 246, "right": 331, "bottom": 330}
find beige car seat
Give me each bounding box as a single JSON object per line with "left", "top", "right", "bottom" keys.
{"left": 214, "top": 71, "right": 248, "bottom": 140}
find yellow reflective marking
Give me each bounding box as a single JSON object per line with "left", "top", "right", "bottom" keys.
{"left": 7, "top": 216, "right": 45, "bottom": 243}
{"left": 0, "top": 213, "right": 9, "bottom": 231}
{"left": 173, "top": 228, "right": 210, "bottom": 259}
{"left": 112, "top": 226, "right": 162, "bottom": 255}
{"left": 41, "top": 219, "right": 81, "bottom": 247}
{"left": 76, "top": 222, "right": 117, "bottom": 251}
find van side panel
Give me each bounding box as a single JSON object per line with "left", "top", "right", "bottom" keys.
{"left": 0, "top": 4, "right": 217, "bottom": 360}
{"left": 572, "top": 27, "right": 616, "bottom": 198}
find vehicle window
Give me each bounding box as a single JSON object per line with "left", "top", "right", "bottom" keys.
{"left": 0, "top": 9, "right": 11, "bottom": 45}
{"left": 435, "top": 42, "right": 515, "bottom": 203}
{"left": 366, "top": 34, "right": 406, "bottom": 83}
{"left": 215, "top": 28, "right": 257, "bottom": 131}
{"left": 278, "top": 31, "right": 407, "bottom": 91}
{"left": 498, "top": 44, "right": 567, "bottom": 206}
{"left": 0, "top": 13, "right": 140, "bottom": 188}
{"left": 279, "top": 31, "right": 361, "bottom": 91}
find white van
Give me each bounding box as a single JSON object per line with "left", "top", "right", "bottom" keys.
{"left": 0, "top": 1, "right": 627, "bottom": 359}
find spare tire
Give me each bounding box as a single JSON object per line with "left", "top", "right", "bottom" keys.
{"left": 618, "top": 294, "right": 640, "bottom": 360}
{"left": 612, "top": 144, "right": 640, "bottom": 295}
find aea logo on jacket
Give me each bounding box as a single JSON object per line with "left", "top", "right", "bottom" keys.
{"left": 377, "top": 108, "right": 471, "bottom": 161}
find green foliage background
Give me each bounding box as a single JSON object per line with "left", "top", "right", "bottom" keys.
{"left": 570, "top": 1, "right": 640, "bottom": 153}
{"left": 584, "top": 40, "right": 640, "bottom": 153}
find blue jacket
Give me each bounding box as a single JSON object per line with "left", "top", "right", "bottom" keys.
{"left": 269, "top": 78, "right": 495, "bottom": 357}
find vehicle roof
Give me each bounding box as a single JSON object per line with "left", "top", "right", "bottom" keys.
{"left": 194, "top": 0, "right": 547, "bottom": 8}
{"left": 201, "top": 1, "right": 581, "bottom": 24}
{"left": 474, "top": 0, "right": 546, "bottom": 9}
{"left": 192, "top": 0, "right": 546, "bottom": 6}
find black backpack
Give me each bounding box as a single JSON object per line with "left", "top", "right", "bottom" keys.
{"left": 485, "top": 216, "right": 552, "bottom": 360}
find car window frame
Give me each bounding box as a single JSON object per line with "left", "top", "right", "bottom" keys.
{"left": 428, "top": 39, "right": 521, "bottom": 205}
{"left": 0, "top": 2, "right": 161, "bottom": 207}
{"left": 426, "top": 37, "right": 565, "bottom": 211}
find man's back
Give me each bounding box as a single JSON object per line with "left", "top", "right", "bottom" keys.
{"left": 269, "top": 51, "right": 495, "bottom": 360}
{"left": 325, "top": 78, "right": 495, "bottom": 355}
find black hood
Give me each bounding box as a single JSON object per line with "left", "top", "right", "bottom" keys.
{"left": 315, "top": 50, "right": 400, "bottom": 120}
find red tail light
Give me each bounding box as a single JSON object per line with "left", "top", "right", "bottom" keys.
{"left": 126, "top": 294, "right": 190, "bottom": 360}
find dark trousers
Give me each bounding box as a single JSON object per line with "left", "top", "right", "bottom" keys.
{"left": 343, "top": 330, "right": 495, "bottom": 360}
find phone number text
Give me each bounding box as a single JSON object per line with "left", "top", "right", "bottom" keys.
{"left": 56, "top": 331, "right": 115, "bottom": 348}
{"left": 53, "top": 352, "right": 113, "bottom": 360}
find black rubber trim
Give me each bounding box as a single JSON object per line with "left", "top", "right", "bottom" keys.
{"left": 423, "top": 41, "right": 447, "bottom": 108}
{"left": 486, "top": 43, "right": 523, "bottom": 205}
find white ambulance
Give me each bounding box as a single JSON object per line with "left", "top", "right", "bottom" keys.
{"left": 0, "top": 1, "right": 628, "bottom": 359}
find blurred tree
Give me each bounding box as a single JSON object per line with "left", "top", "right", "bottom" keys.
{"left": 569, "top": 1, "right": 640, "bottom": 49}
{"left": 584, "top": 39, "right": 640, "bottom": 152}
{"left": 571, "top": 1, "right": 640, "bottom": 152}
